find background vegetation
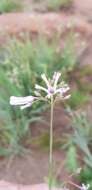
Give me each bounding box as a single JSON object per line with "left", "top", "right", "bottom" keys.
{"left": 0, "top": 0, "right": 22, "bottom": 13}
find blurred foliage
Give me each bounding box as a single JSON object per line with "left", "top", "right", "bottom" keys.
{"left": 68, "top": 90, "right": 89, "bottom": 109}
{"left": 70, "top": 111, "right": 92, "bottom": 168}
{"left": 76, "top": 65, "right": 92, "bottom": 93}
{"left": 66, "top": 109, "right": 92, "bottom": 188}
{"left": 0, "top": 69, "right": 30, "bottom": 156}
{"left": 47, "top": 0, "right": 72, "bottom": 10}
{"left": 79, "top": 167, "right": 92, "bottom": 190}
{"left": 31, "top": 132, "right": 62, "bottom": 150}
{"left": 1, "top": 37, "right": 76, "bottom": 92}
{"left": 32, "top": 0, "right": 73, "bottom": 11}
{"left": 0, "top": 36, "right": 76, "bottom": 156}
{"left": 66, "top": 145, "right": 78, "bottom": 172}
{"left": 0, "top": 0, "right": 22, "bottom": 13}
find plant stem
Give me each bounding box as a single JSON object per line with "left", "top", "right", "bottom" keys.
{"left": 49, "top": 96, "right": 54, "bottom": 190}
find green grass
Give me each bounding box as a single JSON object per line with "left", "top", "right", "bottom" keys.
{"left": 66, "top": 110, "right": 92, "bottom": 189}
{"left": 71, "top": 111, "right": 92, "bottom": 168}
{"left": 66, "top": 145, "right": 78, "bottom": 172}
{"left": 31, "top": 132, "right": 62, "bottom": 150}
{"left": 0, "top": 0, "right": 22, "bottom": 13}
{"left": 79, "top": 167, "right": 92, "bottom": 190}
{"left": 47, "top": 0, "right": 72, "bottom": 10}
{"left": 0, "top": 69, "right": 29, "bottom": 156}
{"left": 76, "top": 65, "right": 92, "bottom": 93}
{"left": 0, "top": 36, "right": 76, "bottom": 156}
{"left": 68, "top": 90, "right": 89, "bottom": 109}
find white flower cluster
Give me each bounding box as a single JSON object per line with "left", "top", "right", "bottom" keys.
{"left": 10, "top": 96, "right": 37, "bottom": 110}
{"left": 35, "top": 72, "right": 70, "bottom": 99}
{"left": 10, "top": 72, "right": 70, "bottom": 109}
{"left": 80, "top": 184, "right": 90, "bottom": 190}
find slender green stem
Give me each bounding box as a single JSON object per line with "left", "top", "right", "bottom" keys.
{"left": 49, "top": 96, "right": 54, "bottom": 190}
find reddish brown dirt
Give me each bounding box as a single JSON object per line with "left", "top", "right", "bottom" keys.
{"left": 0, "top": 12, "right": 92, "bottom": 66}
{"left": 0, "top": 150, "right": 68, "bottom": 185}
{"left": 74, "top": 0, "right": 92, "bottom": 20}
{"left": 0, "top": 13, "right": 91, "bottom": 40}
{"left": 0, "top": 181, "right": 63, "bottom": 190}
{"left": 0, "top": 107, "right": 71, "bottom": 185}
{"left": 0, "top": 13, "right": 92, "bottom": 68}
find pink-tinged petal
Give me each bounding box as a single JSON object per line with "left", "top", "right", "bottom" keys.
{"left": 63, "top": 95, "right": 71, "bottom": 99}
{"left": 41, "top": 74, "right": 50, "bottom": 88}
{"left": 46, "top": 93, "right": 52, "bottom": 99}
{"left": 34, "top": 91, "right": 41, "bottom": 97}
{"left": 53, "top": 72, "right": 61, "bottom": 89}
{"left": 35, "top": 84, "right": 48, "bottom": 93}
{"left": 48, "top": 86, "right": 55, "bottom": 94}
{"left": 10, "top": 96, "right": 35, "bottom": 105}
{"left": 20, "top": 103, "right": 33, "bottom": 110}
{"left": 56, "top": 87, "right": 70, "bottom": 94}
{"left": 81, "top": 184, "right": 90, "bottom": 190}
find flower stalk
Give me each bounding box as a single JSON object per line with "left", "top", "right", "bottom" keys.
{"left": 10, "top": 72, "right": 80, "bottom": 190}
{"left": 49, "top": 95, "right": 54, "bottom": 190}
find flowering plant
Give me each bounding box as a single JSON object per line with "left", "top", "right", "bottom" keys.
{"left": 10, "top": 72, "right": 89, "bottom": 190}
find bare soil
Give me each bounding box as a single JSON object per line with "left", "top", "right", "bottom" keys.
{"left": 0, "top": 107, "right": 71, "bottom": 185}
{"left": 74, "top": 0, "right": 92, "bottom": 20}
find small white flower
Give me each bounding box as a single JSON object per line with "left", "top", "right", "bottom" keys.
{"left": 10, "top": 96, "right": 37, "bottom": 110}
{"left": 80, "top": 184, "right": 90, "bottom": 190}
{"left": 35, "top": 72, "right": 70, "bottom": 99}
{"left": 10, "top": 72, "right": 70, "bottom": 110}
{"left": 76, "top": 168, "right": 82, "bottom": 174}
